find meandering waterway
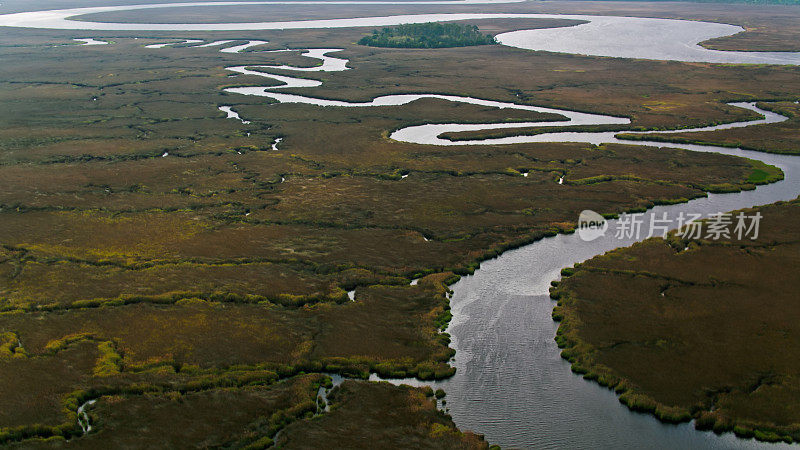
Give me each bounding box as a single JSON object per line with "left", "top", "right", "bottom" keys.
{"left": 3, "top": 3, "right": 800, "bottom": 64}
{"left": 375, "top": 138, "right": 799, "bottom": 449}
{"left": 18, "top": 6, "right": 800, "bottom": 446}
{"left": 145, "top": 39, "right": 800, "bottom": 448}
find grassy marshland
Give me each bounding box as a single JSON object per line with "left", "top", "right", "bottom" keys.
{"left": 1, "top": 2, "right": 800, "bottom": 445}
{"left": 551, "top": 198, "right": 800, "bottom": 443}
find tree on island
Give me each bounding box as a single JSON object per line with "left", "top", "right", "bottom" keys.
{"left": 358, "top": 22, "right": 497, "bottom": 48}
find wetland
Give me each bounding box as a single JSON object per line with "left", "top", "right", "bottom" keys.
{"left": 0, "top": 0, "right": 799, "bottom": 447}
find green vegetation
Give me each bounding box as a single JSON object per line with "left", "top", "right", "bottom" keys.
{"left": 10, "top": 374, "right": 328, "bottom": 448}
{"left": 276, "top": 381, "right": 488, "bottom": 449}
{"left": 358, "top": 23, "right": 496, "bottom": 48}
{"left": 1, "top": 1, "right": 799, "bottom": 446}
{"left": 551, "top": 198, "right": 800, "bottom": 443}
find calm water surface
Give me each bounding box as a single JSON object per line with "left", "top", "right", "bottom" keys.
{"left": 380, "top": 140, "right": 800, "bottom": 449}
{"left": 15, "top": 5, "right": 800, "bottom": 446}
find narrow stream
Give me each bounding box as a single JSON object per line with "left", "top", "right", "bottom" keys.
{"left": 50, "top": 11, "right": 800, "bottom": 447}
{"left": 73, "top": 38, "right": 107, "bottom": 46}
{"left": 76, "top": 399, "right": 97, "bottom": 435}
{"left": 217, "top": 46, "right": 800, "bottom": 448}
{"left": 218, "top": 105, "right": 250, "bottom": 124}
{"left": 1, "top": 3, "right": 799, "bottom": 66}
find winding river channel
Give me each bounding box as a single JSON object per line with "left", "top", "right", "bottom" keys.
{"left": 4, "top": 3, "right": 800, "bottom": 447}
{"left": 158, "top": 39, "right": 800, "bottom": 449}
{"left": 381, "top": 138, "right": 800, "bottom": 449}
{"left": 4, "top": 2, "right": 800, "bottom": 64}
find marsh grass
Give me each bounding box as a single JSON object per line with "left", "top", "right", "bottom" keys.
{"left": 1, "top": 11, "right": 799, "bottom": 445}
{"left": 552, "top": 199, "right": 800, "bottom": 443}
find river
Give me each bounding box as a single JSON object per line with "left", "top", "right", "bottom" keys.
{"left": 8, "top": 4, "right": 800, "bottom": 447}
{"left": 214, "top": 42, "right": 800, "bottom": 449}
{"left": 385, "top": 135, "right": 799, "bottom": 449}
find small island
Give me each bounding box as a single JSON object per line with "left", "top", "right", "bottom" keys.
{"left": 358, "top": 22, "right": 497, "bottom": 48}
